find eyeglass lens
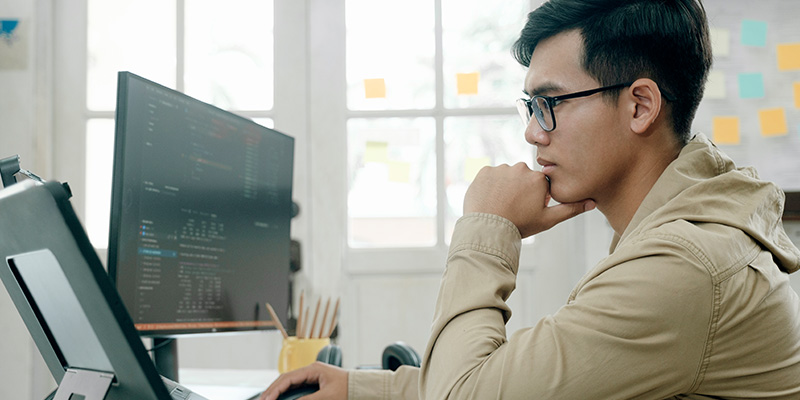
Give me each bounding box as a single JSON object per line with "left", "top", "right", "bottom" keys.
{"left": 533, "top": 97, "right": 554, "bottom": 131}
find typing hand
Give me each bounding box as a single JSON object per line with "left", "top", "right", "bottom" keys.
{"left": 260, "top": 362, "right": 348, "bottom": 400}
{"left": 464, "top": 162, "right": 595, "bottom": 238}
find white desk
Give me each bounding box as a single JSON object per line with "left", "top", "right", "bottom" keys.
{"left": 180, "top": 368, "right": 279, "bottom": 400}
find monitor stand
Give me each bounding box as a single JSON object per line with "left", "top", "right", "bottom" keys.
{"left": 153, "top": 338, "right": 179, "bottom": 382}
{"left": 53, "top": 368, "right": 114, "bottom": 400}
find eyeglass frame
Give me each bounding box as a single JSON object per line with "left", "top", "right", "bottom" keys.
{"left": 516, "top": 82, "right": 676, "bottom": 132}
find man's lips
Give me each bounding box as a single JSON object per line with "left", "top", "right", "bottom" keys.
{"left": 537, "top": 157, "right": 556, "bottom": 173}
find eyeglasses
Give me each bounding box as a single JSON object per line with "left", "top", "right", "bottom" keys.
{"left": 516, "top": 82, "right": 633, "bottom": 132}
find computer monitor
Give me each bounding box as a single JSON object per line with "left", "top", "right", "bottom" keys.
{"left": 108, "top": 72, "right": 294, "bottom": 378}
{"left": 0, "top": 181, "right": 173, "bottom": 400}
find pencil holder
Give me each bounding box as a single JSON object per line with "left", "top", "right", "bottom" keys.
{"left": 278, "top": 336, "right": 330, "bottom": 373}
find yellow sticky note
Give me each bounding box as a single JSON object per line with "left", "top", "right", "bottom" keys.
{"left": 464, "top": 157, "right": 490, "bottom": 182}
{"left": 712, "top": 116, "right": 740, "bottom": 145}
{"left": 794, "top": 82, "right": 800, "bottom": 109}
{"left": 364, "top": 141, "right": 388, "bottom": 163}
{"left": 777, "top": 43, "right": 800, "bottom": 71}
{"left": 456, "top": 72, "right": 480, "bottom": 95}
{"left": 388, "top": 161, "right": 411, "bottom": 183}
{"left": 364, "top": 78, "right": 386, "bottom": 99}
{"left": 710, "top": 28, "right": 731, "bottom": 57}
{"left": 759, "top": 108, "right": 788, "bottom": 137}
{"left": 705, "top": 70, "right": 726, "bottom": 99}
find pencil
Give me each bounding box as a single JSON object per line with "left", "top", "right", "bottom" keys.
{"left": 326, "top": 297, "right": 340, "bottom": 338}
{"left": 318, "top": 298, "right": 331, "bottom": 339}
{"left": 301, "top": 307, "right": 310, "bottom": 339}
{"left": 266, "top": 303, "right": 288, "bottom": 339}
{"left": 309, "top": 298, "right": 321, "bottom": 339}
{"left": 297, "top": 291, "right": 305, "bottom": 338}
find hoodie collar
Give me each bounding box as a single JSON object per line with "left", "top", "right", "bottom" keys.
{"left": 609, "top": 133, "right": 800, "bottom": 274}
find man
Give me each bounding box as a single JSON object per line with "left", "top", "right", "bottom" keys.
{"left": 263, "top": 0, "right": 800, "bottom": 398}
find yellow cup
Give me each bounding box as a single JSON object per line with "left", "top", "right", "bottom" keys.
{"left": 278, "top": 337, "right": 331, "bottom": 373}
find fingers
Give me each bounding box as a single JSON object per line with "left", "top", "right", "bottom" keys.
{"left": 261, "top": 365, "right": 318, "bottom": 400}
{"left": 260, "top": 362, "right": 348, "bottom": 400}
{"left": 545, "top": 199, "right": 595, "bottom": 227}
{"left": 516, "top": 199, "right": 594, "bottom": 238}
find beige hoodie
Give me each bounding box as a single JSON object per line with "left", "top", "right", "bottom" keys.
{"left": 349, "top": 134, "right": 800, "bottom": 399}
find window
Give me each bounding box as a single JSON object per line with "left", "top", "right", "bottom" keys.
{"left": 345, "top": 0, "right": 533, "bottom": 248}
{"left": 84, "top": 0, "right": 275, "bottom": 247}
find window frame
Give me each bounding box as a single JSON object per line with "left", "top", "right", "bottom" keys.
{"left": 342, "top": 0, "right": 536, "bottom": 273}
{"left": 53, "top": 0, "right": 311, "bottom": 268}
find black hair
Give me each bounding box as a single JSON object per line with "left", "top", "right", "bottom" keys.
{"left": 512, "top": 0, "right": 712, "bottom": 145}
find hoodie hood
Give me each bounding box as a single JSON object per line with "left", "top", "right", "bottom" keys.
{"left": 612, "top": 133, "right": 800, "bottom": 274}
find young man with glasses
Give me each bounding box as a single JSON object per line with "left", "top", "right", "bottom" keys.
{"left": 263, "top": 0, "right": 800, "bottom": 398}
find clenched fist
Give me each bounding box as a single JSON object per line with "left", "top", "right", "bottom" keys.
{"left": 464, "top": 162, "right": 595, "bottom": 238}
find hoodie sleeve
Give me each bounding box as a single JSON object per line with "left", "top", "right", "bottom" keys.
{"left": 419, "top": 213, "right": 714, "bottom": 399}
{"left": 348, "top": 366, "right": 420, "bottom": 400}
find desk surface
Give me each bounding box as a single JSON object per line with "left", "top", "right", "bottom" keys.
{"left": 181, "top": 368, "right": 279, "bottom": 400}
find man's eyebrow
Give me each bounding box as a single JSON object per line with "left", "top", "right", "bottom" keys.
{"left": 523, "top": 83, "right": 565, "bottom": 97}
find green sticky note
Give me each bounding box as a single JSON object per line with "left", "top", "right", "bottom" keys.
{"left": 364, "top": 141, "right": 389, "bottom": 163}
{"left": 388, "top": 161, "right": 411, "bottom": 183}
{"left": 738, "top": 73, "right": 764, "bottom": 99}
{"left": 463, "top": 157, "right": 491, "bottom": 182}
{"left": 710, "top": 28, "right": 731, "bottom": 57}
{"left": 741, "top": 20, "right": 767, "bottom": 47}
{"left": 705, "top": 70, "right": 726, "bottom": 99}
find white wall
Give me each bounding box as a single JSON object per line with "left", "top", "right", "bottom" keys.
{"left": 0, "top": 0, "right": 59, "bottom": 399}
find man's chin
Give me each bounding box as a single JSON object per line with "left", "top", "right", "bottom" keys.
{"left": 549, "top": 186, "right": 587, "bottom": 205}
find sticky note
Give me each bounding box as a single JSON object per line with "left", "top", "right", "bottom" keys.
{"left": 388, "top": 161, "right": 411, "bottom": 183}
{"left": 758, "top": 108, "right": 788, "bottom": 137}
{"left": 710, "top": 28, "right": 730, "bottom": 57}
{"left": 364, "top": 78, "right": 386, "bottom": 99}
{"left": 712, "top": 116, "right": 740, "bottom": 145}
{"left": 777, "top": 43, "right": 800, "bottom": 71}
{"left": 364, "top": 141, "right": 388, "bottom": 163}
{"left": 463, "top": 157, "right": 491, "bottom": 182}
{"left": 741, "top": 20, "right": 767, "bottom": 47}
{"left": 794, "top": 82, "right": 800, "bottom": 109}
{"left": 456, "top": 72, "right": 480, "bottom": 95}
{"left": 0, "top": 19, "right": 27, "bottom": 70}
{"left": 738, "top": 73, "right": 765, "bottom": 99}
{"left": 704, "top": 70, "right": 726, "bottom": 99}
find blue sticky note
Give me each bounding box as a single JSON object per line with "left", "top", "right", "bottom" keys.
{"left": 738, "top": 73, "right": 765, "bottom": 99}
{"left": 741, "top": 20, "right": 767, "bottom": 47}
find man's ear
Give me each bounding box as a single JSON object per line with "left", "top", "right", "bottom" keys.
{"left": 627, "top": 78, "right": 663, "bottom": 136}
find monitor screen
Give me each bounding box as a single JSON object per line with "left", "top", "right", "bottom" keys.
{"left": 108, "top": 72, "right": 294, "bottom": 337}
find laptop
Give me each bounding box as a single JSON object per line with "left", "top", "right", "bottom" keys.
{"left": 0, "top": 180, "right": 208, "bottom": 400}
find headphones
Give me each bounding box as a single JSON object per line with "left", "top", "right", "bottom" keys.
{"left": 316, "top": 341, "right": 420, "bottom": 370}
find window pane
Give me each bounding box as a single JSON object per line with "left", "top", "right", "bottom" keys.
{"left": 87, "top": 0, "right": 176, "bottom": 111}
{"left": 252, "top": 118, "right": 275, "bottom": 129}
{"left": 185, "top": 0, "right": 274, "bottom": 110}
{"left": 85, "top": 119, "right": 115, "bottom": 247}
{"left": 348, "top": 118, "right": 437, "bottom": 247}
{"left": 442, "top": 0, "right": 529, "bottom": 108}
{"left": 346, "top": 0, "right": 435, "bottom": 110}
{"left": 444, "top": 116, "right": 533, "bottom": 242}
